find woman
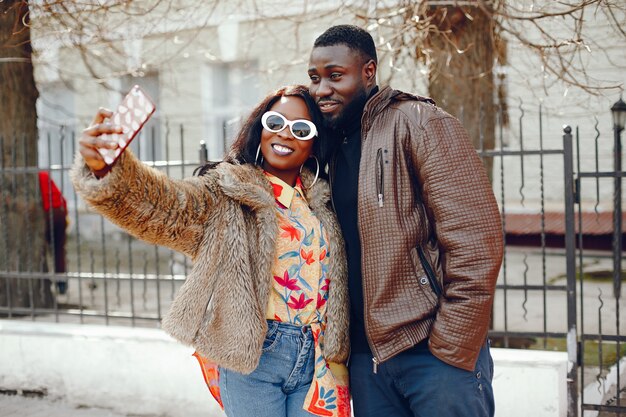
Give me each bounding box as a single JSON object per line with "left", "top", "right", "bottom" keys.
{"left": 71, "top": 85, "right": 350, "bottom": 417}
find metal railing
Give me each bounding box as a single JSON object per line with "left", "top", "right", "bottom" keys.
{"left": 1, "top": 101, "right": 624, "bottom": 416}
{"left": 472, "top": 101, "right": 625, "bottom": 416}
{"left": 0, "top": 125, "right": 205, "bottom": 327}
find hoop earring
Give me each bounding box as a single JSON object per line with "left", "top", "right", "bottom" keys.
{"left": 255, "top": 144, "right": 264, "bottom": 166}
{"left": 300, "top": 155, "right": 320, "bottom": 188}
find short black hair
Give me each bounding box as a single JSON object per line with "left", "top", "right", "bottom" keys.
{"left": 313, "top": 25, "right": 377, "bottom": 64}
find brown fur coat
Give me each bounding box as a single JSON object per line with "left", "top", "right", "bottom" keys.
{"left": 71, "top": 151, "right": 349, "bottom": 374}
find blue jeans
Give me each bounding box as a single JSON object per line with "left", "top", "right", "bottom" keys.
{"left": 219, "top": 320, "right": 316, "bottom": 417}
{"left": 350, "top": 339, "right": 494, "bottom": 417}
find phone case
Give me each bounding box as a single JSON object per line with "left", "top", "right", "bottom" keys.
{"left": 98, "top": 85, "right": 156, "bottom": 167}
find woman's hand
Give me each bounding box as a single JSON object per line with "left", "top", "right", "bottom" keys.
{"left": 79, "top": 108, "right": 124, "bottom": 174}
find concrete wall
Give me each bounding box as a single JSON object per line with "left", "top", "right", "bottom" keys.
{"left": 0, "top": 320, "right": 567, "bottom": 417}
{"left": 492, "top": 347, "right": 568, "bottom": 417}
{"left": 0, "top": 320, "right": 222, "bottom": 417}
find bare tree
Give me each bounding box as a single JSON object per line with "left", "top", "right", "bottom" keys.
{"left": 347, "top": 0, "right": 625, "bottom": 175}
{"left": 1, "top": 0, "right": 218, "bottom": 310}
{"left": 0, "top": 0, "right": 52, "bottom": 309}
{"left": 30, "top": 1, "right": 625, "bottom": 148}
{"left": 31, "top": 0, "right": 219, "bottom": 92}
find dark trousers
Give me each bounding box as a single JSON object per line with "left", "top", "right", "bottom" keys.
{"left": 44, "top": 208, "right": 67, "bottom": 294}
{"left": 349, "top": 339, "right": 494, "bottom": 417}
{"left": 44, "top": 207, "right": 67, "bottom": 273}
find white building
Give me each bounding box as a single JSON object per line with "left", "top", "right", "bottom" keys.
{"left": 30, "top": 1, "right": 626, "bottom": 217}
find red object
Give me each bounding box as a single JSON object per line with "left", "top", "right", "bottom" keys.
{"left": 38, "top": 171, "right": 67, "bottom": 212}
{"left": 192, "top": 352, "right": 224, "bottom": 410}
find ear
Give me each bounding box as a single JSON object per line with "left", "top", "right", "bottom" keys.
{"left": 362, "top": 59, "right": 377, "bottom": 88}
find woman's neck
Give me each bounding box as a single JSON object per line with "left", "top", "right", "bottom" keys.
{"left": 262, "top": 164, "right": 298, "bottom": 187}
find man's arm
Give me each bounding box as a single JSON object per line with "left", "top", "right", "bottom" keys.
{"left": 409, "top": 110, "right": 504, "bottom": 371}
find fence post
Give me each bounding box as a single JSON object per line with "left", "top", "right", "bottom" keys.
{"left": 612, "top": 117, "right": 623, "bottom": 299}
{"left": 199, "top": 141, "right": 208, "bottom": 166}
{"left": 563, "top": 125, "right": 578, "bottom": 417}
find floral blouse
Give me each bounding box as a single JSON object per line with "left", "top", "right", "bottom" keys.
{"left": 194, "top": 173, "right": 350, "bottom": 417}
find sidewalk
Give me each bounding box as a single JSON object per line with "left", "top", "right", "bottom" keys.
{"left": 0, "top": 392, "right": 131, "bottom": 417}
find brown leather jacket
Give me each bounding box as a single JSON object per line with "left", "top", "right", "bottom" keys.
{"left": 331, "top": 86, "right": 503, "bottom": 372}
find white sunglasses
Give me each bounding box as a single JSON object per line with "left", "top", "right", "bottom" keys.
{"left": 261, "top": 111, "right": 318, "bottom": 141}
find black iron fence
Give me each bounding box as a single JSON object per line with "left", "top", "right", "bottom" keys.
{"left": 471, "top": 102, "right": 624, "bottom": 416}
{"left": 573, "top": 121, "right": 626, "bottom": 416}
{"left": 0, "top": 125, "right": 203, "bottom": 326}
{"left": 0, "top": 102, "right": 624, "bottom": 416}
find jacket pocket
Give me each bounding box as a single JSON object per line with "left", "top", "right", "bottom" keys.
{"left": 409, "top": 247, "right": 441, "bottom": 308}
{"left": 375, "top": 148, "right": 384, "bottom": 208}
{"left": 417, "top": 246, "right": 443, "bottom": 299}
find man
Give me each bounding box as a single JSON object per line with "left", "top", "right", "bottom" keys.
{"left": 308, "top": 25, "right": 503, "bottom": 417}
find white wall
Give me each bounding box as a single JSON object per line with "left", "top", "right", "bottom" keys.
{"left": 492, "top": 348, "right": 568, "bottom": 417}
{"left": 0, "top": 320, "right": 568, "bottom": 417}
{"left": 0, "top": 321, "right": 223, "bottom": 417}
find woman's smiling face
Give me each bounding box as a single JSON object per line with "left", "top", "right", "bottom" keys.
{"left": 260, "top": 96, "right": 316, "bottom": 186}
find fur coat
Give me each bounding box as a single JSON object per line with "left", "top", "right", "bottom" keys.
{"left": 71, "top": 151, "right": 349, "bottom": 374}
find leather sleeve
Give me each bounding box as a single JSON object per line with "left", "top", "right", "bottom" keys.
{"left": 407, "top": 109, "right": 503, "bottom": 371}
{"left": 71, "top": 150, "right": 216, "bottom": 259}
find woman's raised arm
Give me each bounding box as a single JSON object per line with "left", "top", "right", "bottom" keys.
{"left": 71, "top": 108, "right": 218, "bottom": 260}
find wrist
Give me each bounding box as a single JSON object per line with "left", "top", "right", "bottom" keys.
{"left": 91, "top": 164, "right": 110, "bottom": 178}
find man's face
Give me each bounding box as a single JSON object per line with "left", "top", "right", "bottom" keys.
{"left": 308, "top": 44, "right": 371, "bottom": 130}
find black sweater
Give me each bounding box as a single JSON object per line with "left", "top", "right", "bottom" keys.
{"left": 333, "top": 121, "right": 370, "bottom": 354}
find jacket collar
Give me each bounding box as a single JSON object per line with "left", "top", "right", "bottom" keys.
{"left": 362, "top": 86, "right": 436, "bottom": 131}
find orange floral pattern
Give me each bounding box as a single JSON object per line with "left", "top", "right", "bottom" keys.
{"left": 194, "top": 173, "right": 350, "bottom": 417}
{"left": 266, "top": 174, "right": 350, "bottom": 417}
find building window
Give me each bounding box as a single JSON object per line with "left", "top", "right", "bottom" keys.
{"left": 36, "top": 81, "right": 76, "bottom": 207}
{"left": 202, "top": 61, "right": 259, "bottom": 159}
{"left": 37, "top": 81, "right": 76, "bottom": 167}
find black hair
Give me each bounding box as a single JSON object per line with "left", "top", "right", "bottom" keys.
{"left": 313, "top": 24, "right": 378, "bottom": 64}
{"left": 195, "top": 85, "right": 329, "bottom": 177}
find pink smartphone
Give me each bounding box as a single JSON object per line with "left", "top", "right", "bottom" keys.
{"left": 98, "top": 85, "right": 156, "bottom": 168}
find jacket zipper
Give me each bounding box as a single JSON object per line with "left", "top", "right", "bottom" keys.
{"left": 360, "top": 134, "right": 380, "bottom": 373}
{"left": 375, "top": 148, "right": 384, "bottom": 208}
{"left": 417, "top": 246, "right": 443, "bottom": 298}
